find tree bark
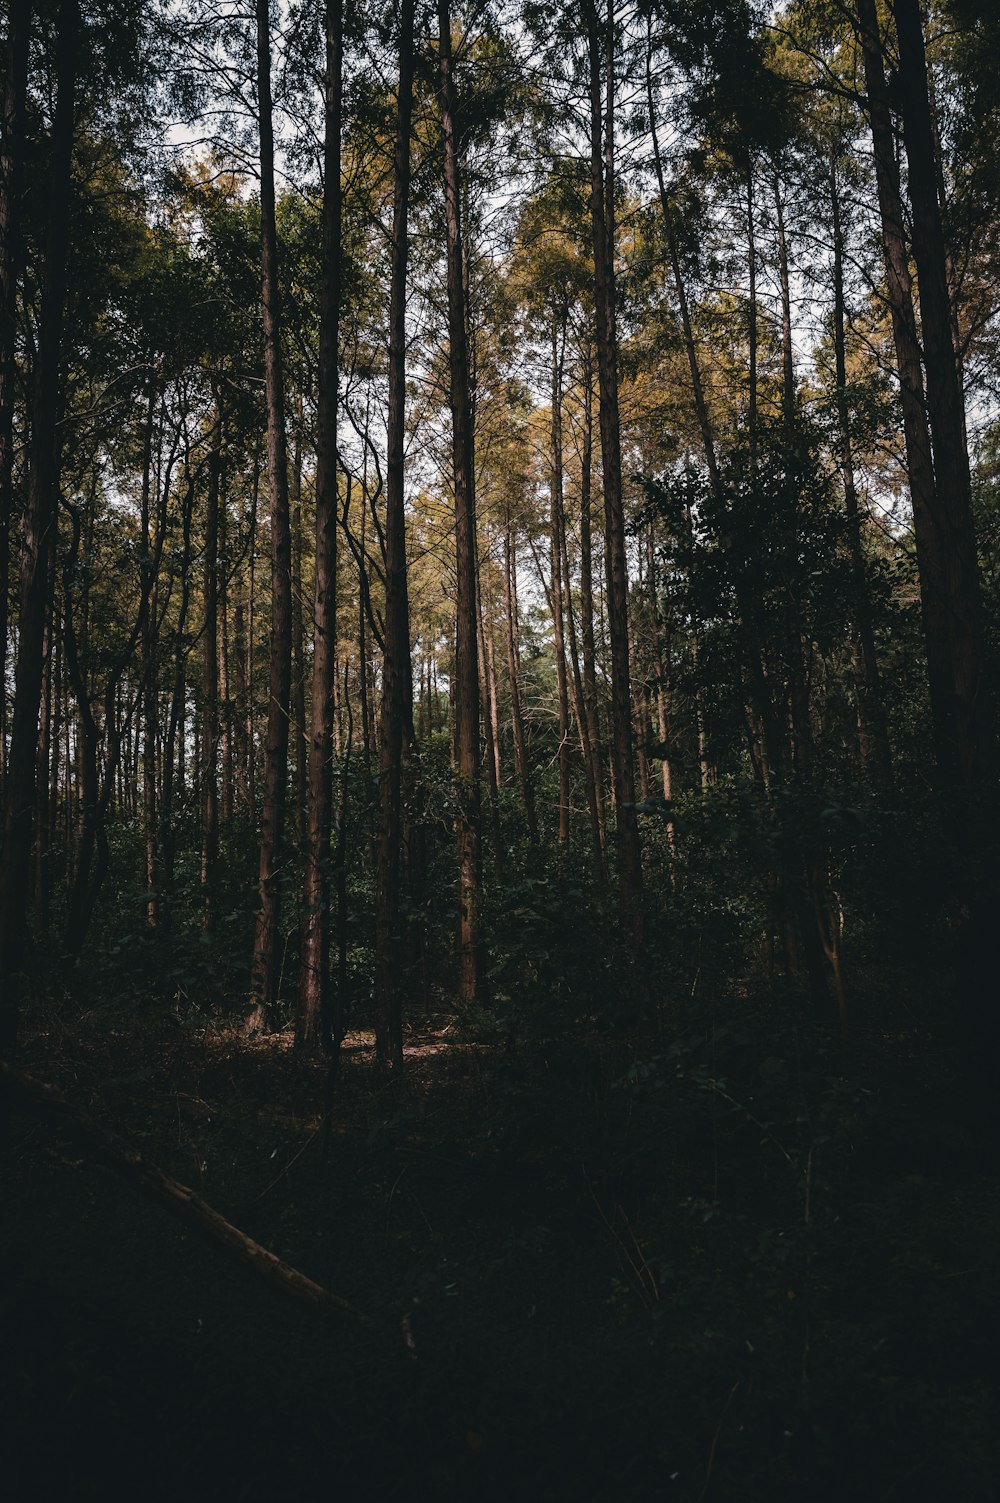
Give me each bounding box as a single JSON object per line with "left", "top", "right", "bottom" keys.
{"left": 250, "top": 0, "right": 294, "bottom": 1022}
{"left": 562, "top": 484, "right": 605, "bottom": 878}
{"left": 0, "top": 0, "right": 31, "bottom": 787}
{"left": 140, "top": 388, "right": 160, "bottom": 927}
{"left": 829, "top": 139, "right": 893, "bottom": 787}
{"left": 374, "top": 0, "right": 415, "bottom": 1073}
{"left": 856, "top": 0, "right": 958, "bottom": 794}
{"left": 201, "top": 400, "right": 222, "bottom": 927}
{"left": 503, "top": 518, "right": 537, "bottom": 843}
{"left": 290, "top": 414, "right": 306, "bottom": 846}
{"left": 440, "top": 0, "right": 482, "bottom": 1005}
{"left": 586, "top": 0, "right": 641, "bottom": 935}
{"left": 577, "top": 346, "right": 607, "bottom": 867}
{"left": 892, "top": 0, "right": 989, "bottom": 788}
{"left": 550, "top": 318, "right": 572, "bottom": 849}
{"left": 645, "top": 27, "right": 722, "bottom": 499}
{"left": 298, "top": 0, "right": 343, "bottom": 1053}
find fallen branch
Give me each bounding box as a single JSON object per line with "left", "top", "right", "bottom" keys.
{"left": 0, "top": 1059, "right": 367, "bottom": 1323}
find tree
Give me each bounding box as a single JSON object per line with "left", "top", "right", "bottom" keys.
{"left": 298, "top": 0, "right": 344, "bottom": 1054}
{"left": 440, "top": 0, "right": 482, "bottom": 1006}
{"left": 249, "top": 0, "right": 294, "bottom": 1023}
{"left": 584, "top": 0, "right": 642, "bottom": 935}
{"left": 374, "top": 0, "right": 417, "bottom": 1071}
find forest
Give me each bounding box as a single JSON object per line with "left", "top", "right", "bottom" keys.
{"left": 2, "top": 0, "right": 1000, "bottom": 1497}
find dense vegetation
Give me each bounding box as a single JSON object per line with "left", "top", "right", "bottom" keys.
{"left": 2, "top": 1, "right": 1000, "bottom": 1498}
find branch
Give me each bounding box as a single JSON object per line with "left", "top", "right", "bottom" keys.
{"left": 0, "top": 1060, "right": 367, "bottom": 1324}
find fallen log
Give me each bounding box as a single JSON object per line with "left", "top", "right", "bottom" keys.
{"left": 0, "top": 1059, "right": 367, "bottom": 1323}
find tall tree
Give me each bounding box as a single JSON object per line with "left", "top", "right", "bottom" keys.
{"left": 892, "top": 0, "right": 990, "bottom": 788}
{"left": 297, "top": 0, "right": 343, "bottom": 1053}
{"left": 585, "top": 0, "right": 642, "bottom": 934}
{"left": 374, "top": 0, "right": 416, "bottom": 1072}
{"left": 200, "top": 398, "right": 222, "bottom": 925}
{"left": 249, "top": 0, "right": 294, "bottom": 1022}
{"left": 440, "top": 0, "right": 482, "bottom": 1004}
{"left": 0, "top": 0, "right": 31, "bottom": 780}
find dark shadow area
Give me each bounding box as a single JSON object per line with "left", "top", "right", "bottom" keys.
{"left": 4, "top": 994, "right": 999, "bottom": 1502}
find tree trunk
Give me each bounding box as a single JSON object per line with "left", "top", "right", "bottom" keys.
{"left": 562, "top": 489, "right": 605, "bottom": 878}
{"left": 587, "top": 0, "right": 641, "bottom": 935}
{"left": 856, "top": 0, "right": 958, "bottom": 796}
{"left": 477, "top": 583, "right": 503, "bottom": 867}
{"left": 290, "top": 413, "right": 306, "bottom": 846}
{"left": 219, "top": 498, "right": 234, "bottom": 824}
{"left": 250, "top": 0, "right": 294, "bottom": 1022}
{"left": 439, "top": 0, "right": 482, "bottom": 1005}
{"left": 157, "top": 465, "right": 195, "bottom": 930}
{"left": 550, "top": 318, "right": 572, "bottom": 849}
{"left": 774, "top": 176, "right": 795, "bottom": 427}
{"left": 0, "top": 0, "right": 31, "bottom": 788}
{"left": 200, "top": 401, "right": 222, "bottom": 928}
{"left": 829, "top": 138, "right": 893, "bottom": 787}
{"left": 374, "top": 0, "right": 415, "bottom": 1073}
{"left": 140, "top": 389, "right": 159, "bottom": 928}
{"left": 32, "top": 549, "right": 55, "bottom": 928}
{"left": 645, "top": 26, "right": 722, "bottom": 498}
{"left": 503, "top": 519, "right": 537, "bottom": 843}
{"left": 893, "top": 0, "right": 989, "bottom": 788}
{"left": 0, "top": 1060, "right": 365, "bottom": 1322}
{"left": 577, "top": 346, "right": 607, "bottom": 867}
{"left": 747, "top": 167, "right": 758, "bottom": 469}
{"left": 298, "top": 0, "right": 343, "bottom": 1053}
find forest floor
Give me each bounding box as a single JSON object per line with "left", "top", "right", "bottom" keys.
{"left": 2, "top": 981, "right": 999, "bottom": 1502}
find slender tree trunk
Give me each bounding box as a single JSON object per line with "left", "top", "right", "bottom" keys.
{"left": 250, "top": 0, "right": 294, "bottom": 1022}
{"left": 485, "top": 609, "right": 502, "bottom": 790}
{"left": 630, "top": 621, "right": 650, "bottom": 801}
{"left": 477, "top": 585, "right": 503, "bottom": 865}
{"left": 503, "top": 519, "right": 537, "bottom": 843}
{"left": 0, "top": 0, "right": 31, "bottom": 788}
{"left": 219, "top": 500, "right": 233, "bottom": 824}
{"left": 33, "top": 552, "right": 55, "bottom": 928}
{"left": 440, "top": 0, "right": 482, "bottom": 1004}
{"left": 829, "top": 139, "right": 893, "bottom": 787}
{"left": 48, "top": 629, "right": 62, "bottom": 894}
{"left": 357, "top": 493, "right": 371, "bottom": 769}
{"left": 774, "top": 176, "right": 795, "bottom": 426}
{"left": 645, "top": 27, "right": 722, "bottom": 497}
{"left": 0, "top": 0, "right": 77, "bottom": 1053}
{"left": 746, "top": 166, "right": 758, "bottom": 468}
{"left": 298, "top": 0, "right": 343, "bottom": 1053}
{"left": 159, "top": 466, "right": 195, "bottom": 925}
{"left": 578, "top": 349, "right": 607, "bottom": 867}
{"left": 233, "top": 588, "right": 248, "bottom": 814}
{"left": 374, "top": 0, "right": 415, "bottom": 1073}
{"left": 201, "top": 401, "right": 222, "bottom": 927}
{"left": 587, "top": 0, "right": 641, "bottom": 934}
{"left": 646, "top": 525, "right": 674, "bottom": 808}
{"left": 290, "top": 413, "right": 306, "bottom": 846}
{"left": 140, "top": 391, "right": 159, "bottom": 927}
{"left": 773, "top": 178, "right": 813, "bottom": 783}
{"left": 563, "top": 492, "right": 604, "bottom": 877}
{"left": 550, "top": 319, "right": 572, "bottom": 849}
